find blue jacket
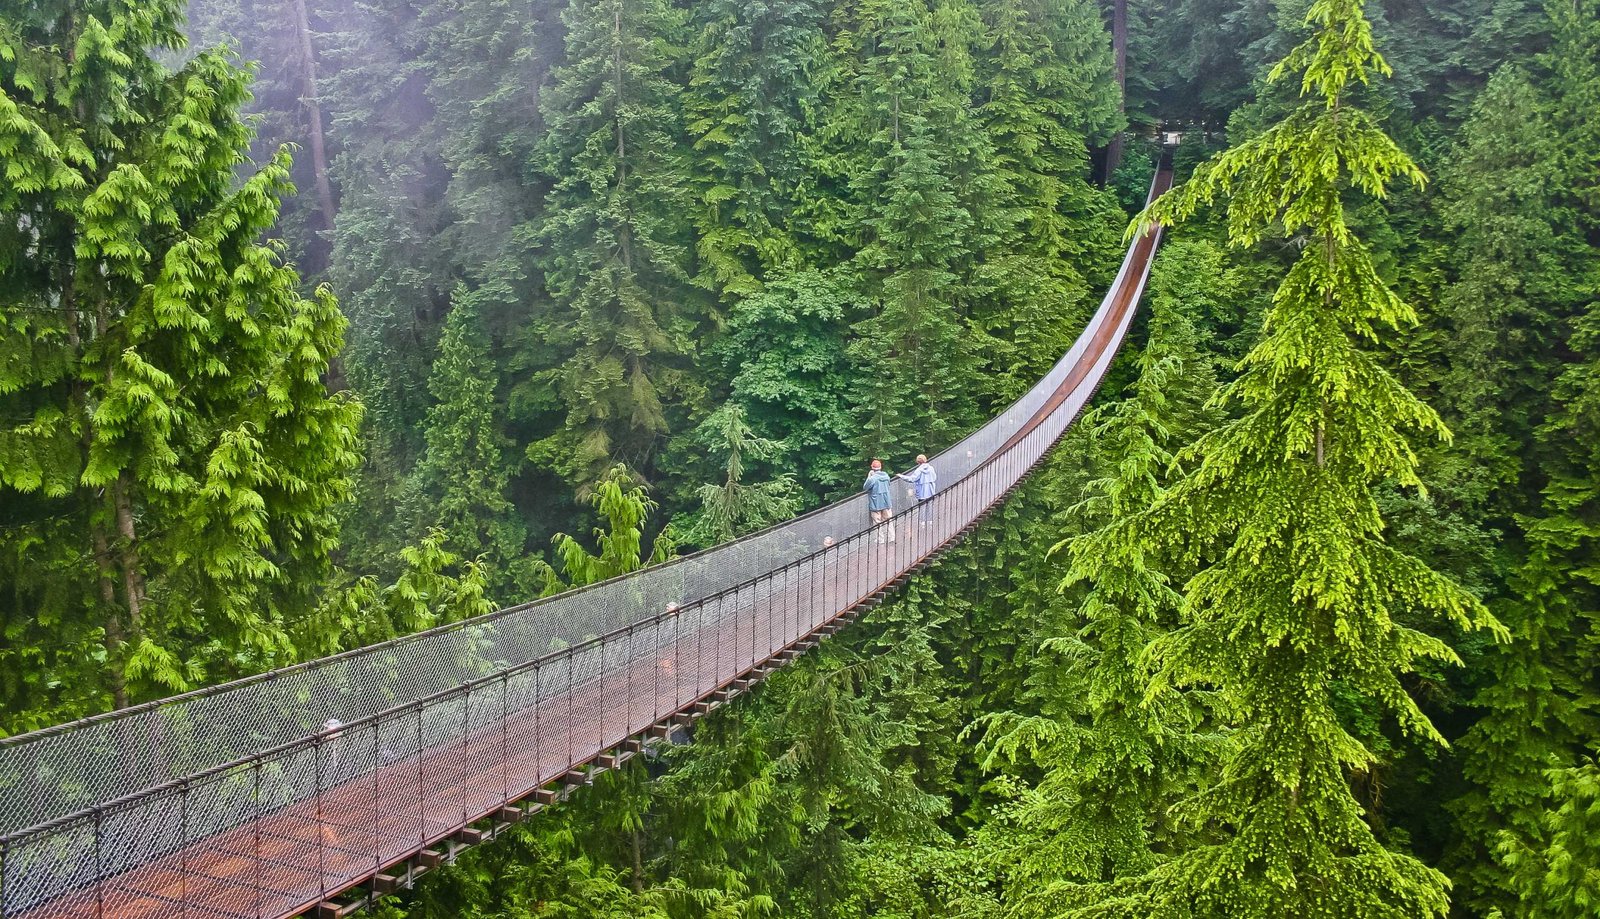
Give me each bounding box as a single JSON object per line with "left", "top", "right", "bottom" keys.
{"left": 900, "top": 462, "right": 937, "bottom": 501}
{"left": 864, "top": 470, "right": 893, "bottom": 511}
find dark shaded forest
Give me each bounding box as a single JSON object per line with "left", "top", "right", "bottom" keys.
{"left": 2, "top": 0, "right": 1596, "bottom": 915}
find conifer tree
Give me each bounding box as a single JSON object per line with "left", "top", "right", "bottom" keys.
{"left": 978, "top": 246, "right": 1219, "bottom": 908}
{"left": 182, "top": 0, "right": 339, "bottom": 277}
{"left": 685, "top": 0, "right": 827, "bottom": 297}
{"left": 973, "top": 0, "right": 1123, "bottom": 397}
{"left": 838, "top": 0, "right": 986, "bottom": 455}
{"left": 301, "top": 530, "right": 493, "bottom": 654}
{"left": 535, "top": 0, "right": 701, "bottom": 485}
{"left": 1448, "top": 3, "right": 1600, "bottom": 911}
{"left": 1491, "top": 758, "right": 1600, "bottom": 919}
{"left": 1056, "top": 2, "right": 1498, "bottom": 915}
{"left": 683, "top": 403, "right": 804, "bottom": 547}
{"left": 547, "top": 466, "right": 674, "bottom": 591}
{"left": 850, "top": 122, "right": 981, "bottom": 454}
{"left": 1431, "top": 62, "right": 1587, "bottom": 531}
{"left": 0, "top": 0, "right": 361, "bottom": 723}
{"left": 715, "top": 269, "right": 858, "bottom": 492}
{"left": 408, "top": 297, "right": 528, "bottom": 596}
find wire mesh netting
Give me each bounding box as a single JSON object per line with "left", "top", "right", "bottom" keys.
{"left": 0, "top": 169, "right": 1170, "bottom": 919}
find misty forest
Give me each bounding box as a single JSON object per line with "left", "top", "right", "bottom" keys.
{"left": 2, "top": 0, "right": 1598, "bottom": 916}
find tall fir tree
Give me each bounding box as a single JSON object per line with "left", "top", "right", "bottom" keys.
{"left": 546, "top": 465, "right": 675, "bottom": 592}
{"left": 977, "top": 241, "right": 1220, "bottom": 909}
{"left": 406, "top": 296, "right": 529, "bottom": 597}
{"left": 1448, "top": 3, "right": 1600, "bottom": 912}
{"left": 714, "top": 268, "right": 858, "bottom": 493}
{"left": 973, "top": 0, "right": 1123, "bottom": 399}
{"left": 682, "top": 403, "right": 804, "bottom": 547}
{"left": 837, "top": 0, "right": 986, "bottom": 457}
{"left": 685, "top": 0, "right": 827, "bottom": 297}
{"left": 0, "top": 0, "right": 361, "bottom": 728}
{"left": 1491, "top": 758, "right": 1600, "bottom": 919}
{"left": 1055, "top": 2, "right": 1498, "bottom": 915}
{"left": 183, "top": 0, "right": 339, "bottom": 276}
{"left": 534, "top": 0, "right": 703, "bottom": 486}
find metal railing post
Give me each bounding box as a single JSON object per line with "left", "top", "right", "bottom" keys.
{"left": 254, "top": 757, "right": 265, "bottom": 919}
{"left": 673, "top": 605, "right": 683, "bottom": 717}
{"left": 314, "top": 734, "right": 326, "bottom": 902}
{"left": 460, "top": 683, "right": 471, "bottom": 827}
{"left": 651, "top": 619, "right": 662, "bottom": 726}
{"left": 93, "top": 807, "right": 103, "bottom": 919}
{"left": 415, "top": 705, "right": 425, "bottom": 848}
{"left": 624, "top": 625, "right": 636, "bottom": 744}
{"left": 531, "top": 661, "right": 542, "bottom": 792}
{"left": 180, "top": 776, "right": 192, "bottom": 914}
{"left": 694, "top": 600, "right": 705, "bottom": 702}
{"left": 371, "top": 719, "right": 381, "bottom": 874}
{"left": 565, "top": 652, "right": 575, "bottom": 770}
{"left": 710, "top": 596, "right": 720, "bottom": 697}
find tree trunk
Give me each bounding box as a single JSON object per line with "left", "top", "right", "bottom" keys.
{"left": 113, "top": 475, "right": 147, "bottom": 653}
{"left": 65, "top": 246, "right": 134, "bottom": 709}
{"left": 288, "top": 0, "right": 337, "bottom": 241}
{"left": 1103, "top": 0, "right": 1129, "bottom": 183}
{"left": 93, "top": 524, "right": 130, "bottom": 710}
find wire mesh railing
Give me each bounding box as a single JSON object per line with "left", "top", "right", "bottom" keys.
{"left": 0, "top": 167, "right": 1170, "bottom": 919}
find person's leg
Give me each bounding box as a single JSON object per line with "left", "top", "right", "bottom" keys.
{"left": 884, "top": 508, "right": 895, "bottom": 542}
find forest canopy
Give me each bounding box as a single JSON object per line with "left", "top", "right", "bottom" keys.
{"left": 1, "top": 0, "right": 1596, "bottom": 917}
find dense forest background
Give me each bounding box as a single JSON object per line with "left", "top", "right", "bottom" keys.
{"left": 2, "top": 0, "right": 1597, "bottom": 916}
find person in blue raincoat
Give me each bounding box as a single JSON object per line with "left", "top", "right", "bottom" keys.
{"left": 897, "top": 454, "right": 936, "bottom": 526}
{"left": 864, "top": 458, "right": 895, "bottom": 543}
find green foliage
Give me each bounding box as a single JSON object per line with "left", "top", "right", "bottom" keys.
{"left": 547, "top": 466, "right": 675, "bottom": 591}
{"left": 1045, "top": 1, "right": 1500, "bottom": 915}
{"left": 682, "top": 403, "right": 804, "bottom": 547}
{"left": 1489, "top": 759, "right": 1600, "bottom": 919}
{"left": 298, "top": 529, "right": 493, "bottom": 656}
{"left": 972, "top": 0, "right": 1124, "bottom": 398}
{"left": 9, "top": 1, "right": 1599, "bottom": 917}
{"left": 833, "top": 0, "right": 987, "bottom": 455}
{"left": 407, "top": 297, "right": 531, "bottom": 597}
{"left": 1446, "top": 3, "right": 1600, "bottom": 912}
{"left": 975, "top": 241, "right": 1224, "bottom": 909}
{"left": 534, "top": 0, "right": 703, "bottom": 485}
{"left": 685, "top": 0, "right": 827, "bottom": 296}
{"left": 715, "top": 268, "right": 858, "bottom": 493}
{"left": 0, "top": 0, "right": 361, "bottom": 724}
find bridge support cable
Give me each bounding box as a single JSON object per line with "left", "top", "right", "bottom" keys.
{"left": 0, "top": 163, "right": 1174, "bottom": 919}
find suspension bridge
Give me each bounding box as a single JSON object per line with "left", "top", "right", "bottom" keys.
{"left": 0, "top": 163, "right": 1174, "bottom": 919}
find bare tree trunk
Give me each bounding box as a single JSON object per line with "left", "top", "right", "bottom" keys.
{"left": 1103, "top": 0, "right": 1129, "bottom": 183}
{"left": 288, "top": 0, "right": 337, "bottom": 238}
